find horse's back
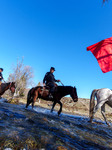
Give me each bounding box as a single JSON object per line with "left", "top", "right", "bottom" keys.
{"left": 96, "top": 88, "right": 112, "bottom": 101}
{"left": 56, "top": 86, "right": 73, "bottom": 91}
{"left": 97, "top": 88, "right": 112, "bottom": 95}
{"left": 27, "top": 86, "right": 42, "bottom": 101}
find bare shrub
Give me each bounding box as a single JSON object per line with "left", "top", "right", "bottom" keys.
{"left": 7, "top": 58, "right": 34, "bottom": 98}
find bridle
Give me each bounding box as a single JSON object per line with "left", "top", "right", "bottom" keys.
{"left": 9, "top": 82, "right": 15, "bottom": 93}
{"left": 9, "top": 82, "right": 12, "bottom": 90}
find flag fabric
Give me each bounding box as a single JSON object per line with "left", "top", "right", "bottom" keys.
{"left": 103, "top": 0, "right": 108, "bottom": 3}
{"left": 87, "top": 37, "right": 112, "bottom": 73}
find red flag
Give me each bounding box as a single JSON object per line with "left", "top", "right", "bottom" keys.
{"left": 87, "top": 37, "right": 112, "bottom": 73}
{"left": 103, "top": 0, "right": 108, "bottom": 3}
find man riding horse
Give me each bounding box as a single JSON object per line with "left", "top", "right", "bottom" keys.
{"left": 26, "top": 67, "right": 78, "bottom": 114}
{"left": 26, "top": 68, "right": 78, "bottom": 114}
{"left": 43, "top": 67, "right": 60, "bottom": 99}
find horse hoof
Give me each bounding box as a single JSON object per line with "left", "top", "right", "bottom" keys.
{"left": 88, "top": 120, "right": 92, "bottom": 123}
{"left": 58, "top": 112, "right": 61, "bottom": 116}
{"left": 107, "top": 123, "right": 111, "bottom": 127}
{"left": 50, "top": 110, "right": 53, "bottom": 113}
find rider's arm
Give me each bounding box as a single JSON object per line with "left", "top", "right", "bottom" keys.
{"left": 0, "top": 73, "right": 3, "bottom": 80}
{"left": 2, "top": 78, "right": 5, "bottom": 83}
{"left": 43, "top": 72, "right": 49, "bottom": 84}
{"left": 43, "top": 77, "right": 46, "bottom": 84}
{"left": 54, "top": 76, "right": 60, "bottom": 83}
{"left": 55, "top": 79, "right": 60, "bottom": 82}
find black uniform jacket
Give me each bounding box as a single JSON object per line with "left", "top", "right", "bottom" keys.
{"left": 43, "top": 72, "right": 57, "bottom": 85}
{"left": 0, "top": 72, "right": 3, "bottom": 81}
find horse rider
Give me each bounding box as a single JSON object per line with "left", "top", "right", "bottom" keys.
{"left": 43, "top": 67, "right": 60, "bottom": 99}
{"left": 0, "top": 68, "right": 5, "bottom": 86}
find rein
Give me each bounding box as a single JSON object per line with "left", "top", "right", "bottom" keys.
{"left": 60, "top": 81, "right": 64, "bottom": 86}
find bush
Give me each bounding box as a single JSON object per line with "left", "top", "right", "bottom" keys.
{"left": 7, "top": 58, "right": 34, "bottom": 97}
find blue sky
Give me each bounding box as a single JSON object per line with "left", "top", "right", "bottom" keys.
{"left": 0, "top": 0, "right": 112, "bottom": 98}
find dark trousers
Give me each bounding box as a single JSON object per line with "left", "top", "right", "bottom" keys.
{"left": 47, "top": 82, "right": 55, "bottom": 94}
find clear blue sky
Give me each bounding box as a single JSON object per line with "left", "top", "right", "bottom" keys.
{"left": 0, "top": 0, "right": 112, "bottom": 98}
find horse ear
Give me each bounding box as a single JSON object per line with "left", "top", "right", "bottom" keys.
{"left": 12, "top": 82, "right": 16, "bottom": 86}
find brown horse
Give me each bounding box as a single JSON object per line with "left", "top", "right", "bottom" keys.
{"left": 26, "top": 86, "right": 78, "bottom": 115}
{"left": 0, "top": 82, "right": 16, "bottom": 96}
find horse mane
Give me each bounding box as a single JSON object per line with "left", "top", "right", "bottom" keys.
{"left": 34, "top": 86, "right": 43, "bottom": 90}
{"left": 0, "top": 82, "right": 12, "bottom": 95}
{"left": 1, "top": 83, "right": 10, "bottom": 88}
{"left": 56, "top": 86, "right": 74, "bottom": 93}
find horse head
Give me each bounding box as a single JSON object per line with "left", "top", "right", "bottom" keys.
{"left": 70, "top": 86, "right": 78, "bottom": 102}
{"left": 9, "top": 82, "right": 16, "bottom": 93}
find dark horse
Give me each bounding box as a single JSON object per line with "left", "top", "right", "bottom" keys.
{"left": 26, "top": 86, "right": 78, "bottom": 115}
{"left": 0, "top": 82, "right": 16, "bottom": 96}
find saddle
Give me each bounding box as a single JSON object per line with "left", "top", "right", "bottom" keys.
{"left": 0, "top": 83, "right": 3, "bottom": 91}
{"left": 40, "top": 86, "right": 50, "bottom": 97}
{"left": 40, "top": 86, "right": 57, "bottom": 98}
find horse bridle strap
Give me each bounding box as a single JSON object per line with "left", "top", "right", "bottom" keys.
{"left": 9, "top": 82, "right": 12, "bottom": 90}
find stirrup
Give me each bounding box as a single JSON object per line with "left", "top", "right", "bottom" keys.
{"left": 49, "top": 94, "right": 53, "bottom": 99}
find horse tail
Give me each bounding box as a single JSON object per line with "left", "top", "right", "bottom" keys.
{"left": 89, "top": 89, "right": 97, "bottom": 119}
{"left": 27, "top": 89, "right": 32, "bottom": 101}
{"left": 26, "top": 88, "right": 34, "bottom": 108}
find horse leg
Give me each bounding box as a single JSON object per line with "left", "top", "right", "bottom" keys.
{"left": 26, "top": 101, "right": 29, "bottom": 108}
{"left": 51, "top": 101, "right": 56, "bottom": 113}
{"left": 57, "top": 101, "right": 62, "bottom": 116}
{"left": 101, "top": 104, "right": 110, "bottom": 126}
{"left": 32, "top": 91, "right": 38, "bottom": 109}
